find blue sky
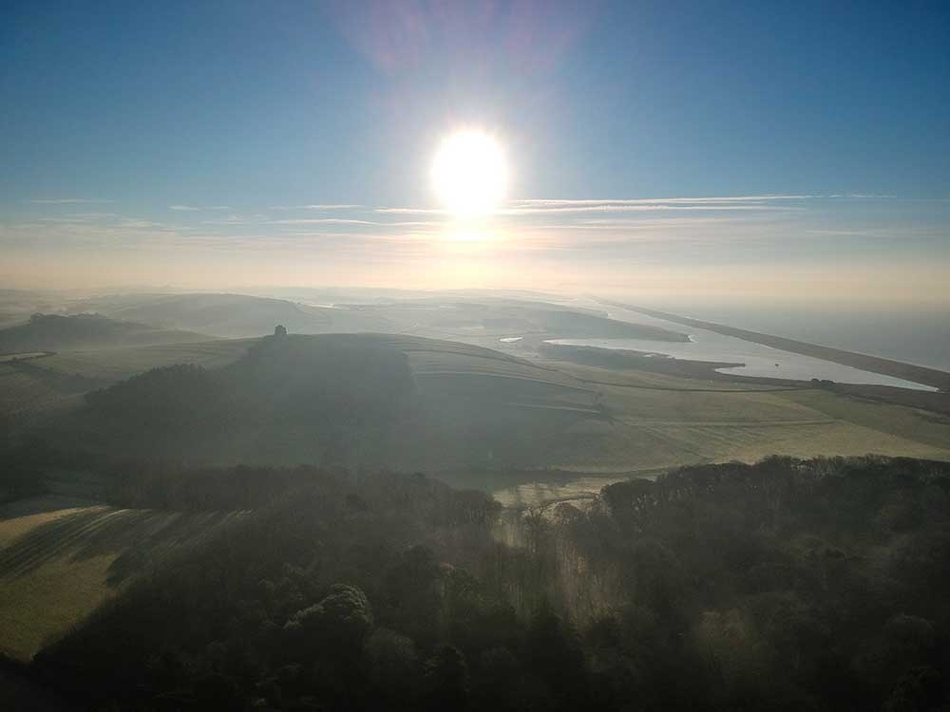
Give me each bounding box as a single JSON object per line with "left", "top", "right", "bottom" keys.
{"left": 1, "top": 0, "right": 948, "bottom": 301}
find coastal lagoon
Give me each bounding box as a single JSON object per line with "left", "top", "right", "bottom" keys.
{"left": 548, "top": 301, "right": 939, "bottom": 392}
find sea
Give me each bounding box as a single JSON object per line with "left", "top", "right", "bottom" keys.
{"left": 550, "top": 297, "right": 949, "bottom": 391}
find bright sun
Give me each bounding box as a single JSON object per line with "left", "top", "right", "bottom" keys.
{"left": 432, "top": 130, "right": 508, "bottom": 218}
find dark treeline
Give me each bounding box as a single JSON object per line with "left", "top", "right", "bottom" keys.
{"left": 26, "top": 456, "right": 950, "bottom": 711}
{"left": 106, "top": 464, "right": 346, "bottom": 511}
{"left": 0, "top": 436, "right": 69, "bottom": 502}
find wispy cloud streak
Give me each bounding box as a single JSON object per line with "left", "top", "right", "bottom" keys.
{"left": 271, "top": 218, "right": 436, "bottom": 227}
{"left": 374, "top": 207, "right": 445, "bottom": 215}
{"left": 25, "top": 198, "right": 114, "bottom": 205}
{"left": 269, "top": 204, "right": 363, "bottom": 211}
{"left": 509, "top": 195, "right": 816, "bottom": 207}
{"left": 169, "top": 205, "right": 232, "bottom": 211}
{"left": 272, "top": 218, "right": 386, "bottom": 226}
{"left": 503, "top": 204, "right": 800, "bottom": 214}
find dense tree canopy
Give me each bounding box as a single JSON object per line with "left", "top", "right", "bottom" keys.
{"left": 22, "top": 456, "right": 950, "bottom": 710}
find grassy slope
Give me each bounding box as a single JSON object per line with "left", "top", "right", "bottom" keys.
{"left": 37, "top": 339, "right": 257, "bottom": 380}
{"left": 0, "top": 366, "right": 83, "bottom": 423}
{"left": 0, "top": 496, "right": 243, "bottom": 661}
{"left": 2, "top": 334, "right": 950, "bottom": 656}
{"left": 547, "top": 358, "right": 950, "bottom": 468}
{"left": 4, "top": 334, "right": 949, "bottom": 471}
{"left": 0, "top": 499, "right": 117, "bottom": 661}
{"left": 486, "top": 356, "right": 950, "bottom": 506}
{"left": 0, "top": 314, "right": 212, "bottom": 355}
{"left": 0, "top": 340, "right": 255, "bottom": 431}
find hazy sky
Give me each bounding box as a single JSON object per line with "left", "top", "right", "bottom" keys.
{"left": 1, "top": 0, "right": 948, "bottom": 304}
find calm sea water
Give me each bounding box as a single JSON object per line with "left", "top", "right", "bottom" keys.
{"left": 552, "top": 298, "right": 946, "bottom": 391}
{"left": 647, "top": 303, "right": 950, "bottom": 373}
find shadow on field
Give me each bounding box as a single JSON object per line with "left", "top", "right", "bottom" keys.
{"left": 7, "top": 360, "right": 108, "bottom": 394}
{"left": 0, "top": 508, "right": 242, "bottom": 585}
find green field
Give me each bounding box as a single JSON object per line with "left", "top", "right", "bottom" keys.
{"left": 37, "top": 338, "right": 256, "bottom": 380}
{"left": 555, "top": 359, "right": 949, "bottom": 461}
{"left": 0, "top": 339, "right": 255, "bottom": 430}
{"left": 0, "top": 495, "right": 244, "bottom": 661}
{"left": 4, "top": 333, "right": 949, "bottom": 474}
{"left": 483, "top": 356, "right": 950, "bottom": 506}
{"left": 2, "top": 330, "right": 950, "bottom": 660}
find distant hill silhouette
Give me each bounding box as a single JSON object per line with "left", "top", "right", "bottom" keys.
{"left": 0, "top": 313, "right": 211, "bottom": 353}
{"left": 69, "top": 292, "right": 687, "bottom": 341}
{"left": 73, "top": 293, "right": 394, "bottom": 338}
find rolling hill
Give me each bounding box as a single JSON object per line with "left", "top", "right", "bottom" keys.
{"left": 52, "top": 332, "right": 602, "bottom": 472}
{"left": 67, "top": 292, "right": 689, "bottom": 343}
{"left": 71, "top": 293, "right": 394, "bottom": 338}
{"left": 3, "top": 330, "right": 950, "bottom": 670}
{"left": 0, "top": 313, "right": 210, "bottom": 354}
{"left": 332, "top": 297, "right": 690, "bottom": 342}
{"left": 22, "top": 329, "right": 947, "bottom": 486}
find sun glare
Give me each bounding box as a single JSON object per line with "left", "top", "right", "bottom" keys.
{"left": 431, "top": 130, "right": 508, "bottom": 218}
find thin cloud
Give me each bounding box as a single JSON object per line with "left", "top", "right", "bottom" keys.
{"left": 65, "top": 212, "right": 119, "bottom": 220}
{"left": 270, "top": 218, "right": 436, "bottom": 227}
{"left": 268, "top": 204, "right": 363, "bottom": 210}
{"left": 502, "top": 204, "right": 799, "bottom": 215}
{"left": 825, "top": 194, "right": 896, "bottom": 199}
{"left": 169, "top": 204, "right": 232, "bottom": 211}
{"left": 374, "top": 207, "right": 444, "bottom": 215}
{"left": 25, "top": 198, "right": 114, "bottom": 205}
{"left": 535, "top": 216, "right": 742, "bottom": 230}
{"left": 201, "top": 214, "right": 247, "bottom": 225}
{"left": 510, "top": 195, "right": 817, "bottom": 207}
{"left": 372, "top": 195, "right": 821, "bottom": 217}
{"left": 272, "top": 218, "right": 382, "bottom": 226}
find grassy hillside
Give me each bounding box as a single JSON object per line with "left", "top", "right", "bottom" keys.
{"left": 538, "top": 357, "right": 950, "bottom": 471}
{"left": 2, "top": 320, "right": 950, "bottom": 689}
{"left": 42, "top": 333, "right": 604, "bottom": 472}
{"left": 5, "top": 332, "right": 950, "bottom": 486}
{"left": 35, "top": 338, "right": 257, "bottom": 381}
{"left": 0, "top": 313, "right": 210, "bottom": 354}
{"left": 0, "top": 340, "right": 255, "bottom": 434}
{"left": 0, "top": 495, "right": 243, "bottom": 661}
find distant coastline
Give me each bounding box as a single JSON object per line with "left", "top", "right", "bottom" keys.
{"left": 599, "top": 299, "right": 950, "bottom": 392}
